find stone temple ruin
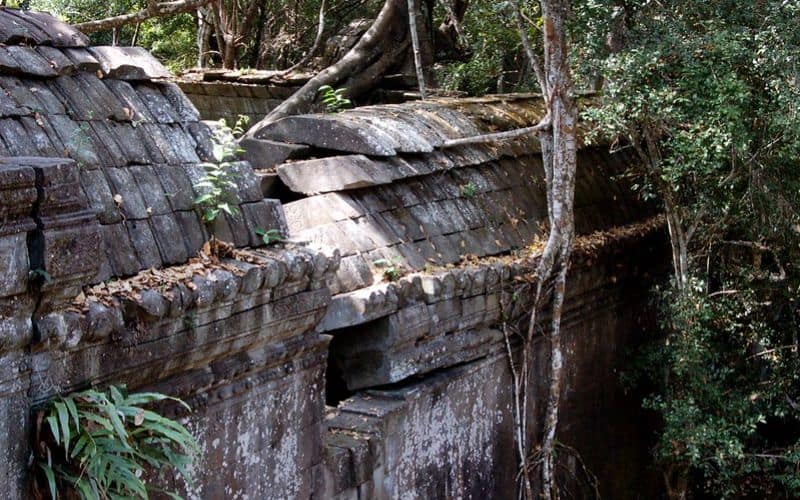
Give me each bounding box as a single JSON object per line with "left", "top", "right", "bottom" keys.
{"left": 0, "top": 9, "right": 665, "bottom": 499}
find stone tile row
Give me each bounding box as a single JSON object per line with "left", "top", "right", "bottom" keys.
{"left": 0, "top": 9, "right": 88, "bottom": 47}
{"left": 0, "top": 75, "right": 199, "bottom": 124}
{"left": 35, "top": 245, "right": 339, "bottom": 352}
{"left": 0, "top": 44, "right": 169, "bottom": 80}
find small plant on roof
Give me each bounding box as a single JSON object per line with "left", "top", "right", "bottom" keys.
{"left": 256, "top": 228, "right": 284, "bottom": 246}
{"left": 32, "top": 385, "right": 198, "bottom": 500}
{"left": 460, "top": 182, "right": 478, "bottom": 198}
{"left": 194, "top": 118, "right": 246, "bottom": 255}
{"left": 319, "top": 85, "right": 352, "bottom": 114}
{"left": 373, "top": 258, "right": 405, "bottom": 282}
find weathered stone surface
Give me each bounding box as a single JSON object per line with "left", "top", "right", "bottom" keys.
{"left": 284, "top": 193, "right": 364, "bottom": 232}
{"left": 240, "top": 137, "right": 310, "bottom": 169}
{"left": 278, "top": 155, "right": 394, "bottom": 195}
{"left": 317, "top": 283, "right": 400, "bottom": 333}
{"left": 241, "top": 199, "right": 289, "bottom": 246}
{"left": 89, "top": 46, "right": 171, "bottom": 80}
{"left": 256, "top": 115, "right": 397, "bottom": 156}
{"left": 324, "top": 352, "right": 517, "bottom": 499}
{"left": 0, "top": 9, "right": 88, "bottom": 47}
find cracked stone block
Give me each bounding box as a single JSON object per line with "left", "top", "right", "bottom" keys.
{"left": 277, "top": 155, "right": 395, "bottom": 195}
{"left": 130, "top": 165, "right": 171, "bottom": 216}
{"left": 107, "top": 121, "right": 151, "bottom": 164}
{"left": 241, "top": 199, "right": 288, "bottom": 247}
{"left": 155, "top": 165, "right": 195, "bottom": 211}
{"left": 135, "top": 83, "right": 179, "bottom": 123}
{"left": 240, "top": 138, "right": 310, "bottom": 169}
{"left": 225, "top": 161, "right": 262, "bottom": 203}
{"left": 175, "top": 210, "right": 207, "bottom": 256}
{"left": 150, "top": 213, "right": 189, "bottom": 265}
{"left": 159, "top": 82, "right": 200, "bottom": 122}
{"left": 126, "top": 219, "right": 162, "bottom": 270}
{"left": 0, "top": 234, "right": 29, "bottom": 298}
{"left": 101, "top": 222, "right": 139, "bottom": 276}
{"left": 105, "top": 167, "right": 149, "bottom": 220}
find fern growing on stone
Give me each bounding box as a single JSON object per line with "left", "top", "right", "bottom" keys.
{"left": 32, "top": 385, "right": 198, "bottom": 500}
{"left": 319, "top": 85, "right": 351, "bottom": 113}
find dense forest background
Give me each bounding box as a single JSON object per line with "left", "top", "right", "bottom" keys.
{"left": 18, "top": 0, "right": 800, "bottom": 497}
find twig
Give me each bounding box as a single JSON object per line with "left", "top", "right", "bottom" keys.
{"left": 440, "top": 119, "right": 551, "bottom": 148}
{"left": 279, "top": 0, "right": 327, "bottom": 75}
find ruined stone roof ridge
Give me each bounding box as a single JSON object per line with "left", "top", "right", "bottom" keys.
{"left": 0, "top": 8, "right": 89, "bottom": 47}
{"left": 0, "top": 10, "right": 282, "bottom": 283}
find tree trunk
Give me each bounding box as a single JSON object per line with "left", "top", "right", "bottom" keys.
{"left": 510, "top": 1, "right": 577, "bottom": 499}
{"left": 408, "top": 0, "right": 427, "bottom": 98}
{"left": 246, "top": 0, "right": 409, "bottom": 136}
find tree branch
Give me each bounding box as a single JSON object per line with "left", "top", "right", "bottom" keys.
{"left": 74, "top": 0, "right": 214, "bottom": 33}
{"left": 440, "top": 119, "right": 551, "bottom": 148}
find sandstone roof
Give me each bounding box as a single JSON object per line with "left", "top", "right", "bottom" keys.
{"left": 0, "top": 9, "right": 279, "bottom": 283}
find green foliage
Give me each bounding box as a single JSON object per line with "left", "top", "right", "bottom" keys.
{"left": 33, "top": 385, "right": 198, "bottom": 499}
{"left": 630, "top": 278, "right": 800, "bottom": 498}
{"left": 438, "top": 1, "right": 532, "bottom": 95}
{"left": 193, "top": 118, "right": 245, "bottom": 226}
{"left": 30, "top": 0, "right": 195, "bottom": 72}
{"left": 256, "top": 228, "right": 284, "bottom": 246}
{"left": 579, "top": 1, "right": 800, "bottom": 496}
{"left": 318, "top": 85, "right": 352, "bottom": 113}
{"left": 459, "top": 182, "right": 478, "bottom": 198}
{"left": 373, "top": 258, "right": 404, "bottom": 282}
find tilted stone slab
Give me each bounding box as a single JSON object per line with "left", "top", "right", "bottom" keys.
{"left": 278, "top": 155, "right": 395, "bottom": 195}
{"left": 89, "top": 46, "right": 171, "bottom": 80}
{"left": 316, "top": 282, "right": 400, "bottom": 332}
{"left": 348, "top": 108, "right": 439, "bottom": 151}
{"left": 239, "top": 137, "right": 310, "bottom": 169}
{"left": 255, "top": 115, "right": 397, "bottom": 156}
{"left": 6, "top": 46, "right": 59, "bottom": 77}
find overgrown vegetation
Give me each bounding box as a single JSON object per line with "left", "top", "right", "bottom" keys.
{"left": 373, "top": 257, "right": 404, "bottom": 282}
{"left": 319, "top": 85, "right": 352, "bottom": 113}
{"left": 193, "top": 117, "right": 248, "bottom": 252}
{"left": 32, "top": 385, "right": 198, "bottom": 500}
{"left": 256, "top": 228, "right": 284, "bottom": 245}
{"left": 580, "top": 1, "right": 800, "bottom": 497}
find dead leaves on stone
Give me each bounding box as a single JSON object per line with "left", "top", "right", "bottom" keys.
{"left": 72, "top": 239, "right": 274, "bottom": 311}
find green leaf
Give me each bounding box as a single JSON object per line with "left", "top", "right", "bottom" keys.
{"left": 70, "top": 433, "right": 90, "bottom": 460}
{"left": 64, "top": 397, "right": 80, "bottom": 431}
{"left": 55, "top": 402, "right": 71, "bottom": 453}
{"left": 39, "top": 463, "right": 57, "bottom": 500}
{"left": 47, "top": 415, "right": 60, "bottom": 444}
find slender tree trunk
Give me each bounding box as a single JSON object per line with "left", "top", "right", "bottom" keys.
{"left": 408, "top": 0, "right": 427, "bottom": 98}
{"left": 511, "top": 1, "right": 577, "bottom": 499}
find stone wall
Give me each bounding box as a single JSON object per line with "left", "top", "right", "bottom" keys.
{"left": 0, "top": 10, "right": 664, "bottom": 499}
{"left": 176, "top": 78, "right": 303, "bottom": 125}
